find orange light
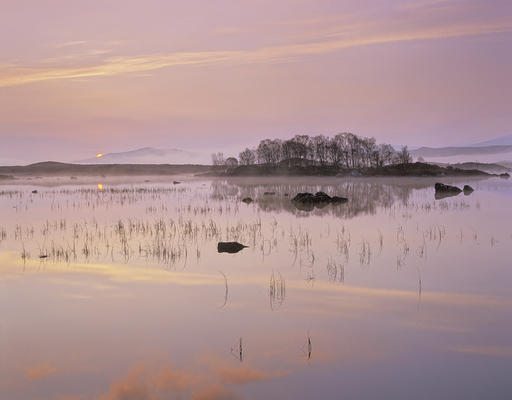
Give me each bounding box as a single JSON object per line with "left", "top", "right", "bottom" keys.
{"left": 96, "top": 153, "right": 103, "bottom": 158}
{"left": 97, "top": 183, "right": 103, "bottom": 190}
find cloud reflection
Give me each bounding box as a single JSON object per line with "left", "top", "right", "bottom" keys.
{"left": 24, "top": 363, "right": 56, "bottom": 379}
{"left": 98, "top": 359, "right": 282, "bottom": 400}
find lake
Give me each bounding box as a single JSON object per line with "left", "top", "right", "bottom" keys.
{"left": 1, "top": 176, "right": 511, "bottom": 400}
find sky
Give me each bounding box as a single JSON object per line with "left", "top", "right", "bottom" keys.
{"left": 0, "top": 0, "right": 511, "bottom": 164}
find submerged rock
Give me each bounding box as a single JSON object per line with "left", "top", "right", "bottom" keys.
{"left": 463, "top": 185, "right": 474, "bottom": 195}
{"left": 291, "top": 192, "right": 348, "bottom": 211}
{"left": 242, "top": 197, "right": 253, "bottom": 204}
{"left": 500, "top": 173, "right": 510, "bottom": 179}
{"left": 434, "top": 183, "right": 462, "bottom": 200}
{"left": 173, "top": 181, "right": 181, "bottom": 185}
{"left": 217, "top": 242, "right": 248, "bottom": 254}
{"left": 263, "top": 191, "right": 276, "bottom": 195}
{"left": 32, "top": 190, "right": 38, "bottom": 194}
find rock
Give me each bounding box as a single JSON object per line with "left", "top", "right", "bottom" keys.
{"left": 463, "top": 185, "right": 474, "bottom": 195}
{"left": 314, "top": 191, "right": 331, "bottom": 202}
{"left": 263, "top": 191, "right": 276, "bottom": 195}
{"left": 434, "top": 182, "right": 462, "bottom": 200}
{"left": 499, "top": 173, "right": 510, "bottom": 179}
{"left": 217, "top": 242, "right": 248, "bottom": 254}
{"left": 242, "top": 197, "right": 253, "bottom": 204}
{"left": 284, "top": 193, "right": 289, "bottom": 197}
{"left": 173, "top": 181, "right": 181, "bottom": 184}
{"left": 291, "top": 192, "right": 348, "bottom": 210}
{"left": 32, "top": 190, "right": 38, "bottom": 194}
{"left": 331, "top": 196, "right": 349, "bottom": 204}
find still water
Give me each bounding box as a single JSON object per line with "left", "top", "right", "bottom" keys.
{"left": 1, "top": 176, "right": 511, "bottom": 400}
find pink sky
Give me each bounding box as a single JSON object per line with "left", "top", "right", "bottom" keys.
{"left": 1, "top": 0, "right": 511, "bottom": 163}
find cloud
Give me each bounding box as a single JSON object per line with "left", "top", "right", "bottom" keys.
{"left": 449, "top": 345, "right": 512, "bottom": 358}
{"left": 24, "top": 363, "right": 57, "bottom": 379}
{"left": 1, "top": 15, "right": 510, "bottom": 88}
{"left": 208, "top": 362, "right": 284, "bottom": 385}
{"left": 98, "top": 359, "right": 281, "bottom": 400}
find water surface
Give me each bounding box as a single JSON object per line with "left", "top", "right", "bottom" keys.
{"left": 1, "top": 176, "right": 511, "bottom": 399}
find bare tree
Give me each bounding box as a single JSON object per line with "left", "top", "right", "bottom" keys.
{"left": 312, "top": 135, "right": 329, "bottom": 165}
{"left": 397, "top": 146, "right": 412, "bottom": 165}
{"left": 235, "top": 133, "right": 409, "bottom": 169}
{"left": 257, "top": 139, "right": 282, "bottom": 165}
{"left": 239, "top": 148, "right": 256, "bottom": 165}
{"left": 225, "top": 157, "right": 238, "bottom": 168}
{"left": 377, "top": 144, "right": 396, "bottom": 166}
{"left": 211, "top": 152, "right": 225, "bottom": 167}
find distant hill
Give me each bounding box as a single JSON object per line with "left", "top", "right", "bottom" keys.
{"left": 411, "top": 145, "right": 512, "bottom": 158}
{"left": 76, "top": 147, "right": 209, "bottom": 164}
{"left": 429, "top": 162, "right": 511, "bottom": 175}
{"left": 0, "top": 162, "right": 212, "bottom": 177}
{"left": 469, "top": 134, "right": 512, "bottom": 147}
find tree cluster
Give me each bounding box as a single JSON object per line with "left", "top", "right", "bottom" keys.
{"left": 227, "top": 133, "right": 411, "bottom": 168}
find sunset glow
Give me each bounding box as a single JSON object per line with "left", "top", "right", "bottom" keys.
{"left": 2, "top": 2, "right": 511, "bottom": 400}
{"left": 0, "top": 0, "right": 511, "bottom": 165}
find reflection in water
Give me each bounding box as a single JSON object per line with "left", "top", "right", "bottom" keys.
{"left": 1, "top": 177, "right": 511, "bottom": 399}
{"left": 212, "top": 179, "right": 420, "bottom": 218}
{"left": 231, "top": 338, "right": 244, "bottom": 363}
{"left": 269, "top": 271, "right": 286, "bottom": 311}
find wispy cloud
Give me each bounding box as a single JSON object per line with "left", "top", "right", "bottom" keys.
{"left": 54, "top": 40, "right": 88, "bottom": 48}
{"left": 1, "top": 17, "right": 510, "bottom": 88}
{"left": 449, "top": 345, "right": 512, "bottom": 357}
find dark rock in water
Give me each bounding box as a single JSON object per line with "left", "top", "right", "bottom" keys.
{"left": 314, "top": 191, "right": 331, "bottom": 202}
{"left": 32, "top": 190, "right": 38, "bottom": 194}
{"left": 331, "top": 196, "right": 349, "bottom": 204}
{"left": 39, "top": 254, "right": 48, "bottom": 259}
{"left": 284, "top": 193, "right": 289, "bottom": 197}
{"left": 217, "top": 242, "right": 248, "bottom": 254}
{"left": 434, "top": 182, "right": 462, "bottom": 200}
{"left": 500, "top": 173, "right": 510, "bottom": 179}
{"left": 435, "top": 183, "right": 462, "bottom": 193}
{"left": 264, "top": 191, "right": 276, "bottom": 195}
{"left": 173, "top": 181, "right": 181, "bottom": 184}
{"left": 292, "top": 192, "right": 348, "bottom": 210}
{"left": 463, "top": 185, "right": 474, "bottom": 195}
{"left": 242, "top": 197, "right": 253, "bottom": 204}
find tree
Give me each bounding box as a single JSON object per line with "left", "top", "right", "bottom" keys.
{"left": 377, "top": 144, "right": 396, "bottom": 166}
{"left": 397, "top": 146, "right": 412, "bottom": 165}
{"left": 225, "top": 157, "right": 238, "bottom": 168}
{"left": 291, "top": 135, "right": 312, "bottom": 160}
{"left": 257, "top": 139, "right": 282, "bottom": 165}
{"left": 312, "top": 135, "right": 329, "bottom": 165}
{"left": 239, "top": 148, "right": 256, "bottom": 165}
{"left": 211, "top": 152, "right": 225, "bottom": 167}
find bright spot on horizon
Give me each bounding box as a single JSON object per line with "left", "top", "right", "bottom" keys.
{"left": 97, "top": 183, "right": 103, "bottom": 190}
{"left": 96, "top": 153, "right": 103, "bottom": 158}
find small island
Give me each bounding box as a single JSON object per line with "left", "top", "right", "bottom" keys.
{"left": 211, "top": 133, "right": 492, "bottom": 177}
